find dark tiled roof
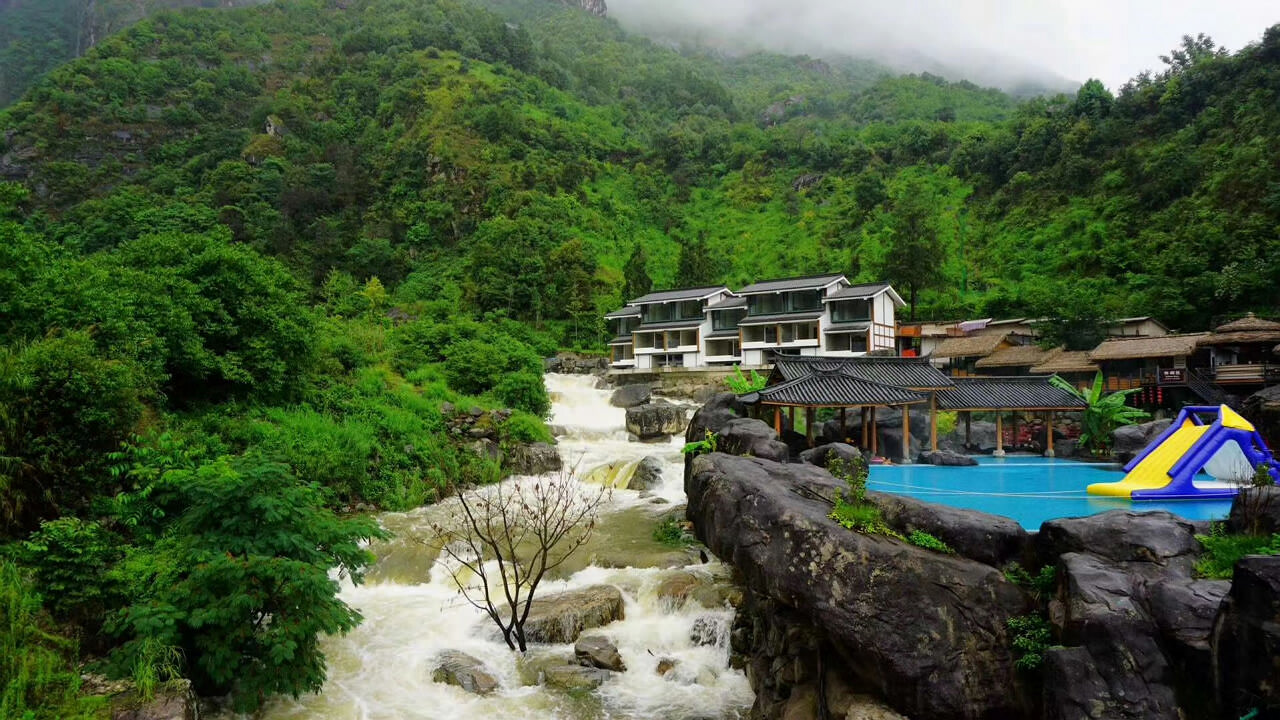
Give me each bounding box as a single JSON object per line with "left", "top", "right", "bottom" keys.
{"left": 706, "top": 296, "right": 748, "bottom": 310}
{"left": 824, "top": 282, "right": 890, "bottom": 301}
{"left": 935, "top": 376, "right": 1087, "bottom": 411}
{"left": 736, "top": 274, "right": 846, "bottom": 295}
{"left": 705, "top": 329, "right": 740, "bottom": 340}
{"left": 634, "top": 320, "right": 703, "bottom": 332}
{"left": 608, "top": 336, "right": 634, "bottom": 346}
{"left": 739, "top": 311, "right": 823, "bottom": 326}
{"left": 628, "top": 286, "right": 727, "bottom": 305}
{"left": 822, "top": 322, "right": 871, "bottom": 334}
{"left": 741, "top": 372, "right": 927, "bottom": 407}
{"left": 604, "top": 306, "right": 641, "bottom": 319}
{"left": 770, "top": 356, "right": 954, "bottom": 389}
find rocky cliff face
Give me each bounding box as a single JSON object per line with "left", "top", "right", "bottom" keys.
{"left": 562, "top": 0, "right": 606, "bottom": 17}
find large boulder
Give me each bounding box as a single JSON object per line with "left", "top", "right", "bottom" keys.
{"left": 1036, "top": 510, "right": 1201, "bottom": 576}
{"left": 1225, "top": 486, "right": 1280, "bottom": 536}
{"left": 939, "top": 419, "right": 998, "bottom": 453}
{"left": 574, "top": 635, "right": 626, "bottom": 672}
{"left": 626, "top": 455, "right": 666, "bottom": 492}
{"left": 505, "top": 442, "right": 562, "bottom": 476}
{"left": 541, "top": 664, "right": 612, "bottom": 692}
{"left": 687, "top": 453, "right": 1033, "bottom": 719}
{"left": 867, "top": 490, "right": 1030, "bottom": 568}
{"left": 431, "top": 651, "right": 499, "bottom": 695}
{"left": 713, "top": 418, "right": 789, "bottom": 463}
{"left": 1242, "top": 384, "right": 1280, "bottom": 450}
{"left": 523, "top": 585, "right": 625, "bottom": 644}
{"left": 875, "top": 425, "right": 921, "bottom": 461}
{"left": 1212, "top": 556, "right": 1280, "bottom": 718}
{"left": 107, "top": 678, "right": 196, "bottom": 720}
{"left": 609, "top": 383, "right": 652, "bottom": 408}
{"left": 915, "top": 450, "right": 978, "bottom": 466}
{"left": 686, "top": 392, "right": 747, "bottom": 442}
{"left": 1147, "top": 578, "right": 1230, "bottom": 690}
{"left": 1112, "top": 419, "right": 1173, "bottom": 464}
{"left": 1048, "top": 552, "right": 1181, "bottom": 719}
{"left": 625, "top": 402, "right": 687, "bottom": 441}
{"left": 797, "top": 442, "right": 862, "bottom": 469}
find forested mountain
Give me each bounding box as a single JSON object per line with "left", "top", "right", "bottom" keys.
{"left": 1, "top": 0, "right": 1278, "bottom": 715}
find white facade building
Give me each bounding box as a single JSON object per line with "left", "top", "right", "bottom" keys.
{"left": 613, "top": 286, "right": 735, "bottom": 370}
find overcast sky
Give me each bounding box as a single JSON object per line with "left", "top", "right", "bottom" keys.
{"left": 607, "top": 0, "right": 1279, "bottom": 91}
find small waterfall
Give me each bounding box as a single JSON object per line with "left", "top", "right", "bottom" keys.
{"left": 245, "top": 373, "right": 752, "bottom": 720}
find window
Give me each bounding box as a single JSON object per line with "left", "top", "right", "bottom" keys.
{"left": 678, "top": 301, "right": 703, "bottom": 320}
{"left": 790, "top": 290, "right": 821, "bottom": 312}
{"left": 826, "top": 334, "right": 869, "bottom": 353}
{"left": 750, "top": 295, "right": 783, "bottom": 315}
{"left": 831, "top": 300, "right": 871, "bottom": 323}
{"left": 713, "top": 309, "right": 747, "bottom": 331}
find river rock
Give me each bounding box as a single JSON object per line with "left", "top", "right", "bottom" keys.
{"left": 627, "top": 455, "right": 665, "bottom": 491}
{"left": 1049, "top": 552, "right": 1180, "bottom": 719}
{"left": 523, "top": 585, "right": 625, "bottom": 644}
{"left": 574, "top": 635, "right": 626, "bottom": 672}
{"left": 655, "top": 568, "right": 739, "bottom": 609}
{"left": 1225, "top": 486, "right": 1280, "bottom": 536}
{"left": 686, "top": 453, "right": 1033, "bottom": 719}
{"left": 1113, "top": 419, "right": 1173, "bottom": 463}
{"left": 1036, "top": 510, "right": 1201, "bottom": 576}
{"left": 797, "top": 442, "right": 862, "bottom": 469}
{"left": 626, "top": 402, "right": 687, "bottom": 441}
{"left": 505, "top": 442, "right": 562, "bottom": 476}
{"left": 108, "top": 678, "right": 195, "bottom": 720}
{"left": 867, "top": 490, "right": 1029, "bottom": 567}
{"left": 714, "top": 418, "right": 789, "bottom": 462}
{"left": 686, "top": 392, "right": 747, "bottom": 442}
{"left": 915, "top": 450, "right": 978, "bottom": 466}
{"left": 1212, "top": 556, "right": 1280, "bottom": 718}
{"left": 430, "top": 651, "right": 499, "bottom": 695}
{"left": 541, "top": 664, "right": 611, "bottom": 692}
{"left": 656, "top": 657, "right": 678, "bottom": 676}
{"left": 610, "top": 383, "right": 652, "bottom": 408}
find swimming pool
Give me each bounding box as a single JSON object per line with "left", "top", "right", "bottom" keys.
{"left": 869, "top": 456, "right": 1234, "bottom": 530}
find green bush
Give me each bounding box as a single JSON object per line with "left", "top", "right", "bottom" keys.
{"left": 829, "top": 499, "right": 900, "bottom": 538}
{"left": 501, "top": 411, "right": 555, "bottom": 444}
{"left": 19, "top": 519, "right": 123, "bottom": 630}
{"left": 494, "top": 372, "right": 551, "bottom": 416}
{"left": 1194, "top": 523, "right": 1280, "bottom": 579}
{"left": 653, "top": 515, "right": 696, "bottom": 548}
{"left": 907, "top": 529, "right": 954, "bottom": 554}
{"left": 1008, "top": 613, "right": 1053, "bottom": 671}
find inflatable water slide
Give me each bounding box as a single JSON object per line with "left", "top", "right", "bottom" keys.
{"left": 1088, "top": 405, "right": 1279, "bottom": 501}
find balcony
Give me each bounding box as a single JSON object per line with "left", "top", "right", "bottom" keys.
{"left": 1213, "top": 363, "right": 1280, "bottom": 384}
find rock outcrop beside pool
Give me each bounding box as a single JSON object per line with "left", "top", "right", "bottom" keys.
{"left": 684, "top": 391, "right": 1280, "bottom": 720}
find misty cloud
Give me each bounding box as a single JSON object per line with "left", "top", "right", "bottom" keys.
{"left": 605, "top": 0, "right": 1279, "bottom": 92}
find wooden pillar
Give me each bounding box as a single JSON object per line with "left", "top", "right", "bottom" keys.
{"left": 1012, "top": 412, "right": 1021, "bottom": 451}
{"left": 774, "top": 406, "right": 782, "bottom": 435}
{"left": 901, "top": 404, "right": 912, "bottom": 464}
{"left": 871, "top": 407, "right": 879, "bottom": 457}
{"left": 929, "top": 393, "right": 938, "bottom": 452}
{"left": 1045, "top": 412, "right": 1056, "bottom": 458}
{"left": 994, "top": 412, "right": 1006, "bottom": 457}
{"left": 805, "top": 407, "right": 816, "bottom": 448}
{"left": 965, "top": 411, "right": 972, "bottom": 447}
{"left": 840, "top": 407, "right": 848, "bottom": 442}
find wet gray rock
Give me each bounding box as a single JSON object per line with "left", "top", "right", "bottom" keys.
{"left": 685, "top": 392, "right": 747, "bottom": 442}
{"left": 504, "top": 442, "right": 562, "bottom": 476}
{"left": 713, "top": 418, "right": 789, "bottom": 462}
{"left": 431, "top": 651, "right": 499, "bottom": 695}
{"left": 1225, "top": 486, "right": 1280, "bottom": 536}
{"left": 915, "top": 450, "right": 978, "bottom": 466}
{"left": 690, "top": 615, "right": 728, "bottom": 647}
{"left": 107, "top": 678, "right": 195, "bottom": 720}
{"left": 524, "top": 585, "right": 625, "bottom": 644}
{"left": 609, "top": 383, "right": 651, "bottom": 408}
{"left": 625, "top": 402, "right": 687, "bottom": 441}
{"left": 1147, "top": 578, "right": 1229, "bottom": 684}
{"left": 1213, "top": 556, "right": 1280, "bottom": 718}
{"left": 867, "top": 490, "right": 1029, "bottom": 567}
{"left": 626, "top": 455, "right": 665, "bottom": 492}
{"left": 797, "top": 442, "right": 861, "bottom": 469}
{"left": 876, "top": 425, "right": 922, "bottom": 460}
{"left": 541, "top": 664, "right": 611, "bottom": 692}
{"left": 574, "top": 635, "right": 626, "bottom": 672}
{"left": 1113, "top": 419, "right": 1173, "bottom": 464}
{"left": 686, "top": 453, "right": 1033, "bottom": 719}
{"left": 939, "top": 419, "right": 998, "bottom": 453}
{"left": 1037, "top": 510, "right": 1201, "bottom": 576}
{"left": 654, "top": 568, "right": 740, "bottom": 609}
{"left": 1048, "top": 552, "right": 1180, "bottom": 719}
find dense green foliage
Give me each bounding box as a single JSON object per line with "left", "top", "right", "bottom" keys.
{"left": 1050, "top": 373, "right": 1151, "bottom": 454}
{"left": 1194, "top": 522, "right": 1280, "bottom": 579}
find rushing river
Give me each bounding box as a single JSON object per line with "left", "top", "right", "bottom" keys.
{"left": 252, "top": 374, "right": 754, "bottom": 720}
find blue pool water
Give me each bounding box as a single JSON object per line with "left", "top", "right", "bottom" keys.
{"left": 869, "top": 455, "right": 1234, "bottom": 530}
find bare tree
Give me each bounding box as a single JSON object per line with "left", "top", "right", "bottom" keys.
{"left": 429, "top": 468, "right": 609, "bottom": 652}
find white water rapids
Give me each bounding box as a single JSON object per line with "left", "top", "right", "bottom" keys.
{"left": 251, "top": 374, "right": 754, "bottom": 720}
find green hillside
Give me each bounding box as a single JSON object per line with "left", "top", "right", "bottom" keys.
{"left": 1, "top": 0, "right": 1279, "bottom": 713}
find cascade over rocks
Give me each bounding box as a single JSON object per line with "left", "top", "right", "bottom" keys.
{"left": 686, "top": 452, "right": 1033, "bottom": 719}
{"left": 625, "top": 401, "right": 687, "bottom": 441}
{"left": 523, "top": 585, "right": 625, "bottom": 644}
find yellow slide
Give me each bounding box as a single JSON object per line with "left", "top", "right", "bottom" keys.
{"left": 1087, "top": 421, "right": 1210, "bottom": 497}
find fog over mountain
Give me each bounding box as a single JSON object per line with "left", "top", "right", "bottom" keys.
{"left": 606, "top": 0, "right": 1279, "bottom": 93}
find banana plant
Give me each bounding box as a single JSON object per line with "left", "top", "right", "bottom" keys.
{"left": 1050, "top": 372, "right": 1151, "bottom": 454}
